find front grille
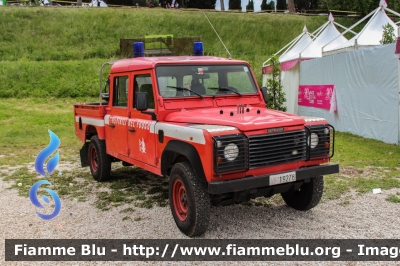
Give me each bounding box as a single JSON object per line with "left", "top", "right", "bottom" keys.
{"left": 248, "top": 130, "right": 307, "bottom": 168}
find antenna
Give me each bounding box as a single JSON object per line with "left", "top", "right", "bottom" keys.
{"left": 204, "top": 13, "right": 232, "bottom": 59}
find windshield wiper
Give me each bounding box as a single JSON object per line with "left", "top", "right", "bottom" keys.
{"left": 167, "top": 86, "right": 204, "bottom": 99}
{"left": 209, "top": 87, "right": 242, "bottom": 96}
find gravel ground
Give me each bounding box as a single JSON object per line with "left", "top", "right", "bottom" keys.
{"left": 1, "top": 173, "right": 400, "bottom": 265}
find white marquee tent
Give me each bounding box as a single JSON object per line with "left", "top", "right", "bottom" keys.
{"left": 262, "top": 15, "right": 350, "bottom": 114}
{"left": 301, "top": 14, "right": 349, "bottom": 59}
{"left": 323, "top": 1, "right": 399, "bottom": 55}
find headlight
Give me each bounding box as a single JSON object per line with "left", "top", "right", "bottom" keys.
{"left": 224, "top": 143, "right": 239, "bottom": 161}
{"left": 306, "top": 125, "right": 334, "bottom": 159}
{"left": 308, "top": 133, "right": 319, "bottom": 149}
{"left": 213, "top": 134, "right": 247, "bottom": 174}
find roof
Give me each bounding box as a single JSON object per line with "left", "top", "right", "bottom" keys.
{"left": 110, "top": 56, "right": 248, "bottom": 73}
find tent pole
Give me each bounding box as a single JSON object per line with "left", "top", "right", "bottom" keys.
{"left": 310, "top": 22, "right": 327, "bottom": 39}
{"left": 385, "top": 7, "right": 400, "bottom": 18}
{"left": 263, "top": 33, "right": 304, "bottom": 66}
{"left": 333, "top": 22, "right": 357, "bottom": 35}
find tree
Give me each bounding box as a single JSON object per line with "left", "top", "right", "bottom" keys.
{"left": 247, "top": 0, "right": 253, "bottom": 10}
{"left": 185, "top": 0, "right": 214, "bottom": 8}
{"left": 261, "top": 0, "right": 268, "bottom": 9}
{"left": 276, "top": 0, "right": 286, "bottom": 10}
{"left": 220, "top": 0, "right": 225, "bottom": 10}
{"left": 229, "top": 0, "right": 241, "bottom": 9}
{"left": 380, "top": 23, "right": 396, "bottom": 44}
{"left": 266, "top": 56, "right": 286, "bottom": 112}
{"left": 261, "top": 0, "right": 274, "bottom": 10}
{"left": 288, "top": 0, "right": 295, "bottom": 13}
{"left": 318, "top": 0, "right": 380, "bottom": 16}
{"left": 295, "top": 0, "right": 316, "bottom": 10}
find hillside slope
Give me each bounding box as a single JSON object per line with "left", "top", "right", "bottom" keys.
{"left": 0, "top": 7, "right": 354, "bottom": 97}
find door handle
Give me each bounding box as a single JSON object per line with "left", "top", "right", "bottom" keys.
{"left": 109, "top": 124, "right": 115, "bottom": 128}
{"left": 128, "top": 128, "right": 136, "bottom": 132}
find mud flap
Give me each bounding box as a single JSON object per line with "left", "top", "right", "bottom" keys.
{"left": 80, "top": 143, "right": 89, "bottom": 167}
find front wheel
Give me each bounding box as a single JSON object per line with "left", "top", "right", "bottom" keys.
{"left": 169, "top": 161, "right": 210, "bottom": 237}
{"left": 88, "top": 135, "right": 111, "bottom": 182}
{"left": 281, "top": 176, "right": 324, "bottom": 211}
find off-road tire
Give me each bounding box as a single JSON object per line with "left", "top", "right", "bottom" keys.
{"left": 88, "top": 135, "right": 111, "bottom": 182}
{"left": 281, "top": 176, "right": 324, "bottom": 211}
{"left": 169, "top": 161, "right": 210, "bottom": 237}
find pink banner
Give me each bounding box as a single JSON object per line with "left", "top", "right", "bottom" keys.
{"left": 298, "top": 85, "right": 336, "bottom": 112}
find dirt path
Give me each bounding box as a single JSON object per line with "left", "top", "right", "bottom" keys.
{"left": 1, "top": 174, "right": 400, "bottom": 265}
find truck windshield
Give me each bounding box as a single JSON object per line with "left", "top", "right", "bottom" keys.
{"left": 156, "top": 64, "right": 258, "bottom": 98}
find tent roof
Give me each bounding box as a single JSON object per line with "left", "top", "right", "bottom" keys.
{"left": 279, "top": 29, "right": 313, "bottom": 63}
{"left": 300, "top": 20, "right": 348, "bottom": 59}
{"left": 323, "top": 6, "right": 398, "bottom": 55}
{"left": 262, "top": 14, "right": 351, "bottom": 73}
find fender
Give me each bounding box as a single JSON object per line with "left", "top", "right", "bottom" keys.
{"left": 161, "top": 140, "right": 206, "bottom": 182}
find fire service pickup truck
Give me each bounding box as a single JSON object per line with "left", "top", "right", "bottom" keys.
{"left": 74, "top": 42, "right": 339, "bottom": 237}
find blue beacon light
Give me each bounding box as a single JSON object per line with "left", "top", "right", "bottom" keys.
{"left": 193, "top": 42, "right": 204, "bottom": 56}
{"left": 133, "top": 42, "right": 145, "bottom": 58}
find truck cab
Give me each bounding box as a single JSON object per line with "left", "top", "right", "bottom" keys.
{"left": 74, "top": 43, "right": 339, "bottom": 237}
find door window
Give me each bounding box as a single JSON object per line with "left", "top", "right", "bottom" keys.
{"left": 113, "top": 76, "right": 129, "bottom": 107}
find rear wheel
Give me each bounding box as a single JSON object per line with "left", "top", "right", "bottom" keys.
{"left": 169, "top": 161, "right": 210, "bottom": 237}
{"left": 281, "top": 176, "right": 324, "bottom": 211}
{"left": 88, "top": 135, "right": 111, "bottom": 182}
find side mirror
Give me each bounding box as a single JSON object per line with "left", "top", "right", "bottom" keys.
{"left": 260, "top": 87, "right": 268, "bottom": 105}
{"left": 136, "top": 92, "right": 148, "bottom": 111}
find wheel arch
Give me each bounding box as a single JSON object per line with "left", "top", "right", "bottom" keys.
{"left": 85, "top": 125, "right": 97, "bottom": 140}
{"left": 161, "top": 140, "right": 206, "bottom": 182}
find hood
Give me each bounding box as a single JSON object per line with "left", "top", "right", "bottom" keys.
{"left": 164, "top": 107, "right": 305, "bottom": 131}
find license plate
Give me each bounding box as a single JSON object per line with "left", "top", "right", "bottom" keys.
{"left": 269, "top": 171, "right": 296, "bottom": 186}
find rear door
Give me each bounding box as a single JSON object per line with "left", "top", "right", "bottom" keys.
{"left": 105, "top": 74, "right": 130, "bottom": 157}
{"left": 128, "top": 72, "right": 157, "bottom": 166}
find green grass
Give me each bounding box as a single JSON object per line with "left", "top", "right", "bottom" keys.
{"left": 0, "top": 59, "right": 107, "bottom": 98}
{"left": 0, "top": 98, "right": 170, "bottom": 210}
{"left": 386, "top": 193, "right": 400, "bottom": 203}
{"left": 0, "top": 7, "right": 360, "bottom": 94}
{"left": 332, "top": 132, "right": 400, "bottom": 168}
{"left": 0, "top": 8, "right": 335, "bottom": 61}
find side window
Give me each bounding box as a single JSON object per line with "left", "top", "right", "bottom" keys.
{"left": 113, "top": 76, "right": 129, "bottom": 107}
{"left": 134, "top": 74, "right": 154, "bottom": 109}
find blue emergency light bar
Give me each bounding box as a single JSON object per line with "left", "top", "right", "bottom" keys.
{"left": 133, "top": 42, "right": 145, "bottom": 58}
{"left": 193, "top": 42, "right": 204, "bottom": 56}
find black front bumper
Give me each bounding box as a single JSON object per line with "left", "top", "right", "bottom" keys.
{"left": 208, "top": 163, "right": 339, "bottom": 194}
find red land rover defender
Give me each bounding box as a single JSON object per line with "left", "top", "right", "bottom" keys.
{"left": 74, "top": 42, "right": 339, "bottom": 237}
